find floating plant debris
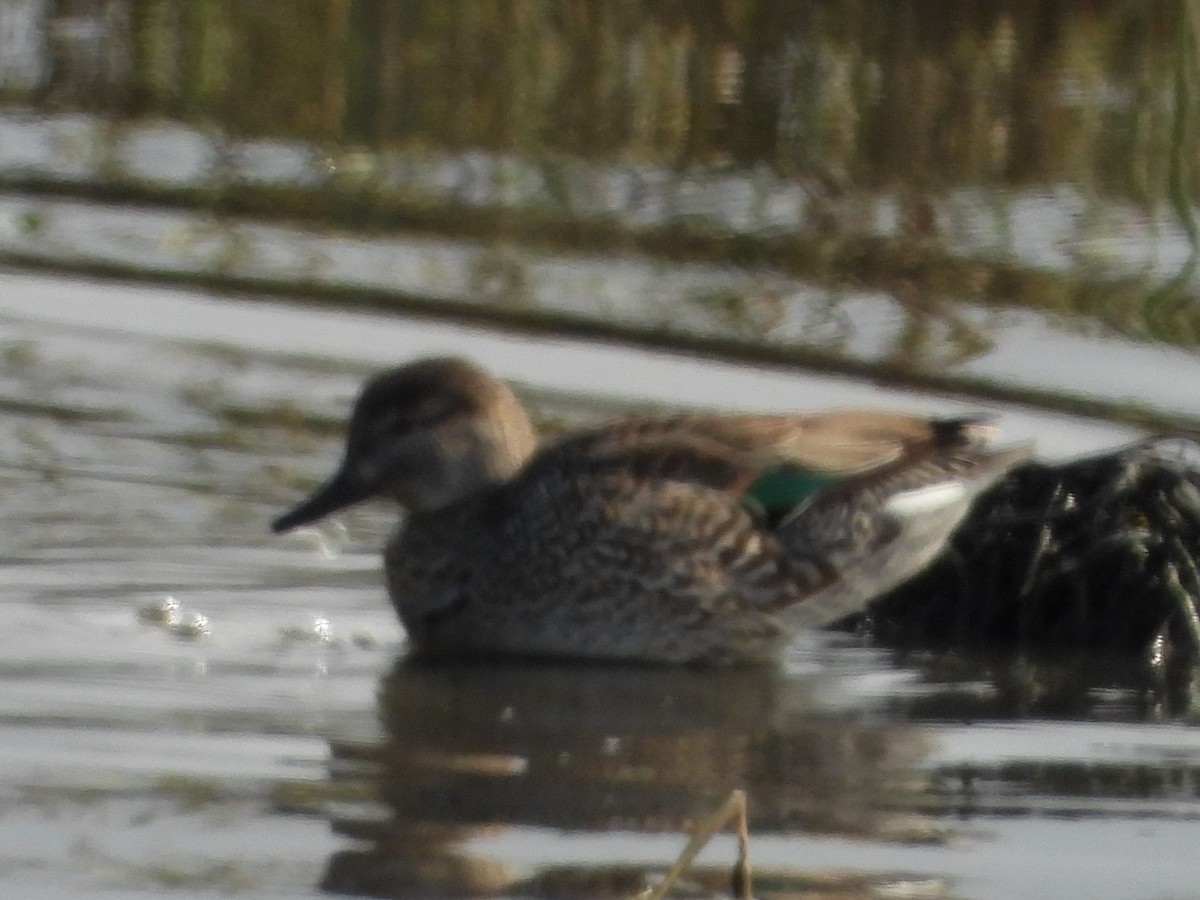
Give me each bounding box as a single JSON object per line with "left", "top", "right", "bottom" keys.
{"left": 861, "top": 438, "right": 1200, "bottom": 662}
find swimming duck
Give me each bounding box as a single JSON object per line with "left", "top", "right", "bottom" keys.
{"left": 272, "top": 357, "right": 1030, "bottom": 664}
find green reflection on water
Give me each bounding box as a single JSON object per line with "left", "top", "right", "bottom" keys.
{"left": 4, "top": 1, "right": 1200, "bottom": 378}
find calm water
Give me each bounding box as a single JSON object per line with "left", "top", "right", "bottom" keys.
{"left": 4, "top": 2, "right": 1200, "bottom": 898}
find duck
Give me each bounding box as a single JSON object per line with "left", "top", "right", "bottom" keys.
{"left": 272, "top": 357, "right": 1030, "bottom": 664}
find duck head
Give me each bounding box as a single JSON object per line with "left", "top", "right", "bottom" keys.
{"left": 272, "top": 358, "right": 538, "bottom": 532}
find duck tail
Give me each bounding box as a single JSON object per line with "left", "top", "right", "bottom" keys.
{"left": 776, "top": 432, "right": 1032, "bottom": 630}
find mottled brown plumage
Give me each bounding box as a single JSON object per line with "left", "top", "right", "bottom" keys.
{"left": 273, "top": 357, "right": 1030, "bottom": 664}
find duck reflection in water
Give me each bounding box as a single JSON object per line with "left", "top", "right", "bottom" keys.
{"left": 321, "top": 659, "right": 937, "bottom": 898}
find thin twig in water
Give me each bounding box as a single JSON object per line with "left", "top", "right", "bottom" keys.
{"left": 635, "top": 789, "right": 752, "bottom": 900}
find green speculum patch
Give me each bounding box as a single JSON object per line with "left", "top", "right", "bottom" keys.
{"left": 742, "top": 464, "right": 841, "bottom": 517}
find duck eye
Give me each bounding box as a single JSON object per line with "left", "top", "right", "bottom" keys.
{"left": 366, "top": 397, "right": 456, "bottom": 446}
{"left": 408, "top": 395, "right": 458, "bottom": 426}
{"left": 375, "top": 409, "right": 407, "bottom": 436}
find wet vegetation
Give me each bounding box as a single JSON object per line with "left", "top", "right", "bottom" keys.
{"left": 866, "top": 440, "right": 1200, "bottom": 667}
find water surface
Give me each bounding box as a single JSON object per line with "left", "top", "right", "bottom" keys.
{"left": 4, "top": 3, "right": 1200, "bottom": 898}
{"left": 2, "top": 277, "right": 1199, "bottom": 900}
